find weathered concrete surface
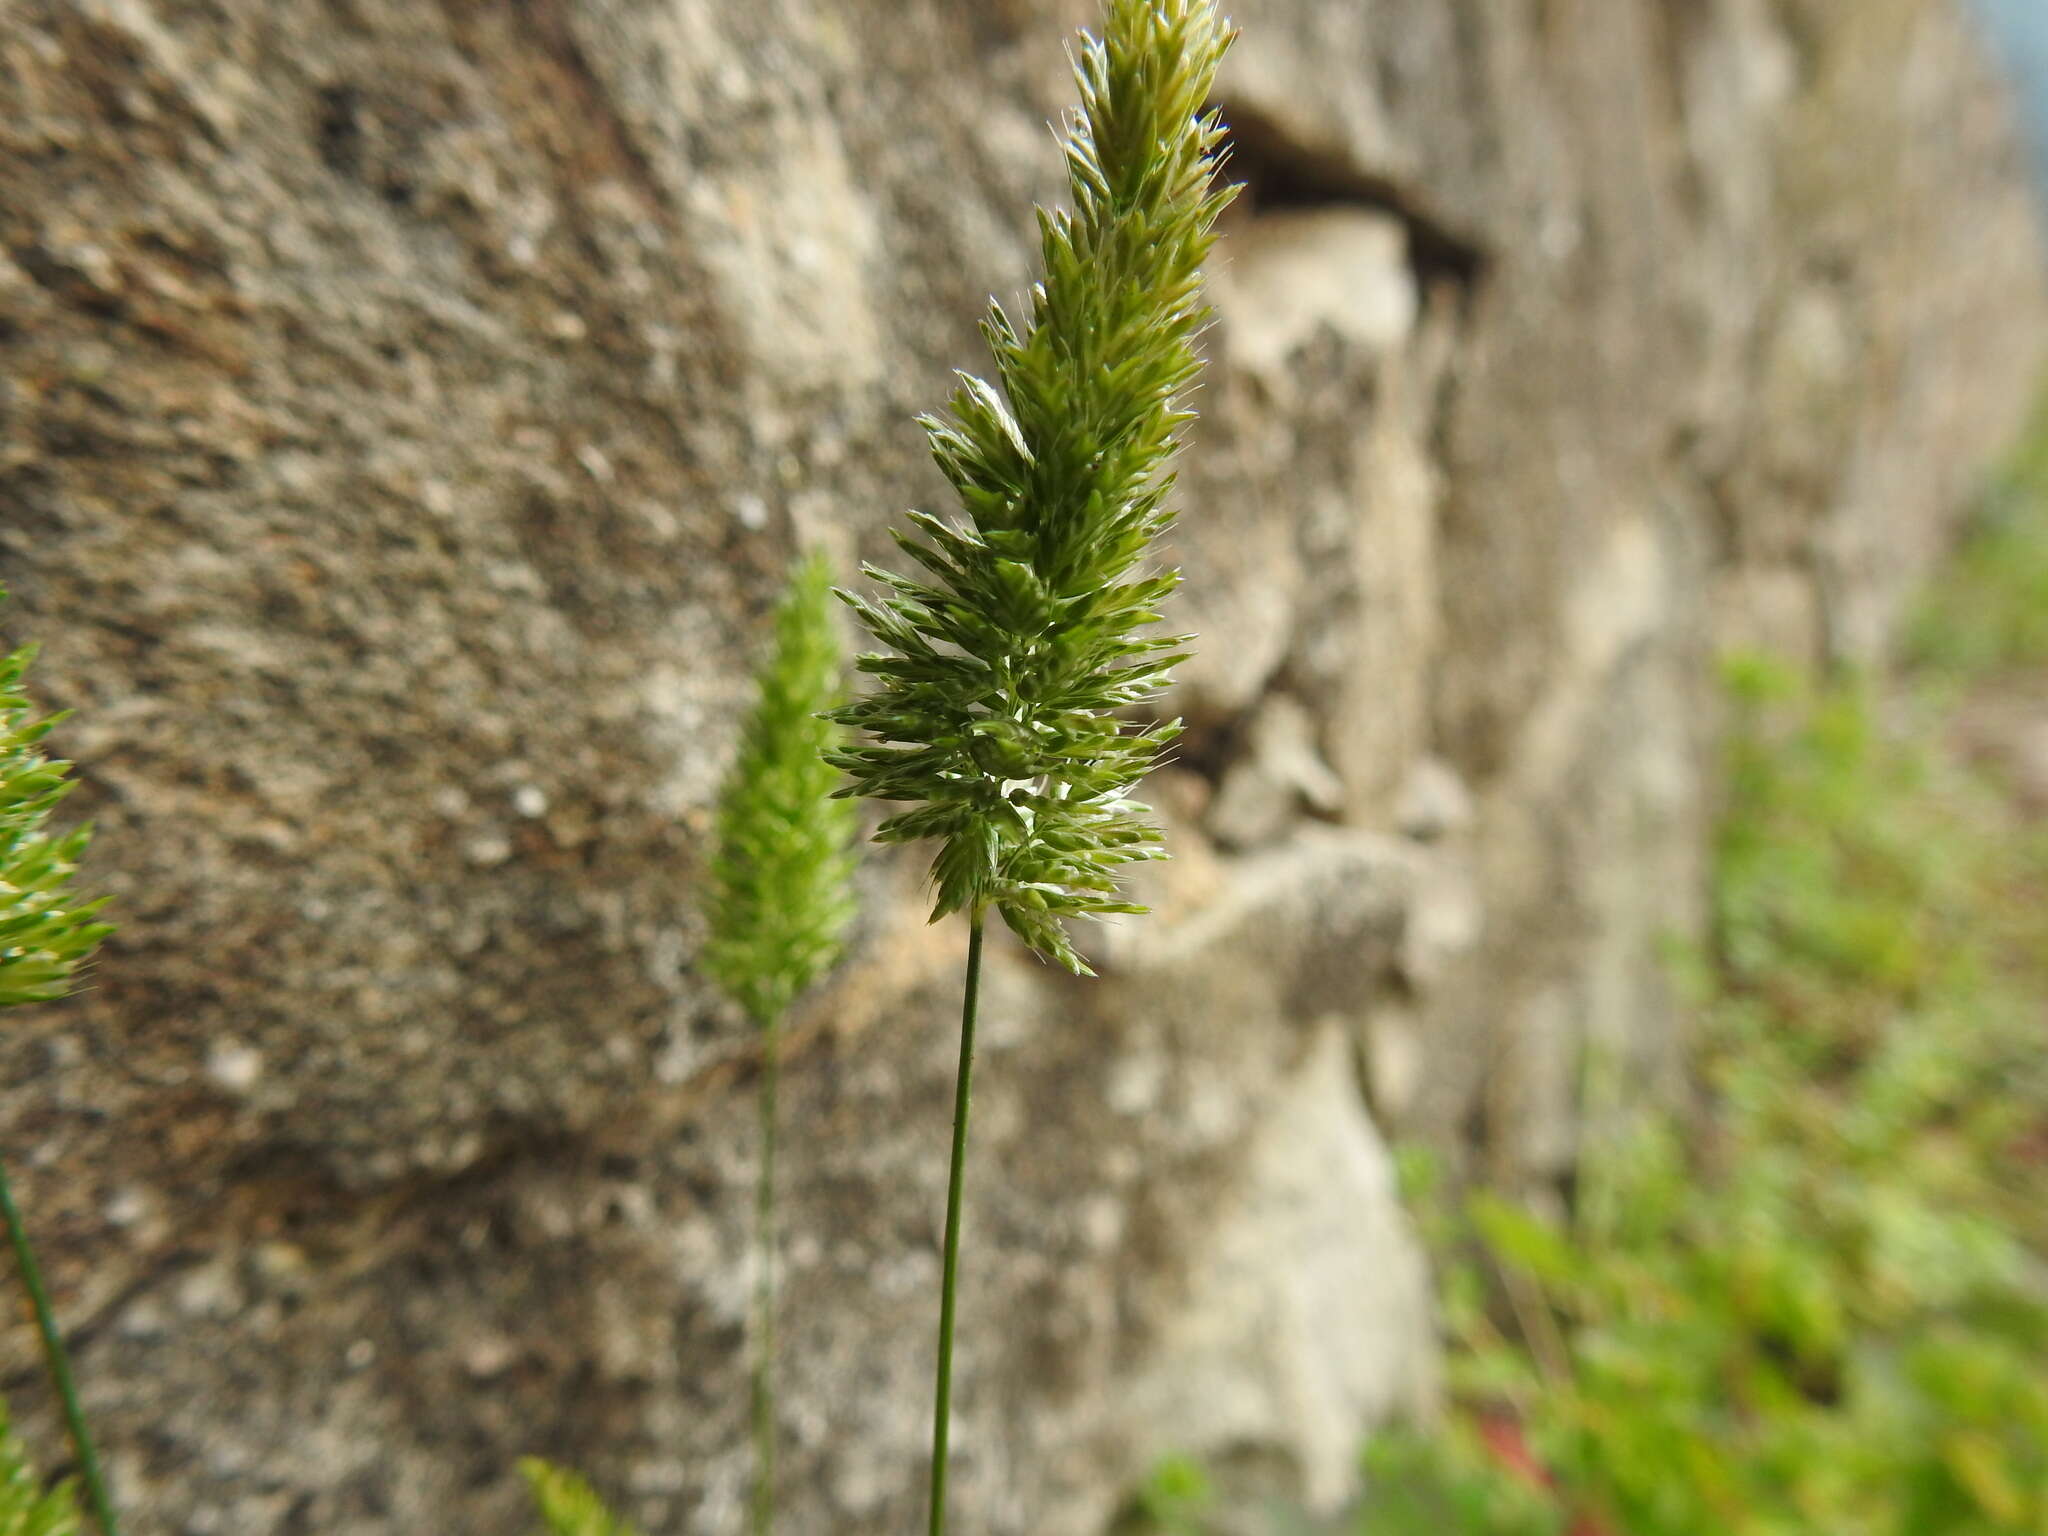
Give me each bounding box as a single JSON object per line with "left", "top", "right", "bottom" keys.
{"left": 0, "top": 0, "right": 2040, "bottom": 1531}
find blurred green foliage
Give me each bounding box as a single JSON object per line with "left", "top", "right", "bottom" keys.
{"left": 1909, "top": 404, "right": 2048, "bottom": 677}
{"left": 1356, "top": 1427, "right": 1561, "bottom": 1536}
{"left": 0, "top": 1397, "right": 80, "bottom": 1536}
{"left": 1117, "top": 1455, "right": 1215, "bottom": 1536}
{"left": 519, "top": 1459, "right": 641, "bottom": 1536}
{"left": 1363, "top": 470, "right": 2048, "bottom": 1532}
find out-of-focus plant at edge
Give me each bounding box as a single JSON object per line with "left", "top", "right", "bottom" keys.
{"left": 1354, "top": 425, "right": 2048, "bottom": 1535}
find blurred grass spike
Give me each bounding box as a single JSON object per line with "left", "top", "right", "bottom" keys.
{"left": 0, "top": 586, "right": 118, "bottom": 1536}
{"left": 703, "top": 549, "right": 859, "bottom": 1030}
{"left": 519, "top": 1459, "right": 642, "bottom": 1536}
{"left": 702, "top": 549, "right": 859, "bottom": 1536}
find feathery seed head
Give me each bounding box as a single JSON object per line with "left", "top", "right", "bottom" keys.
{"left": 703, "top": 552, "right": 859, "bottom": 1026}
{"left": 829, "top": 0, "right": 1235, "bottom": 974}
{"left": 0, "top": 587, "right": 113, "bottom": 1010}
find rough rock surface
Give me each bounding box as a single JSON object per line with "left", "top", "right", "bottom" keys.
{"left": 0, "top": 0, "right": 2041, "bottom": 1531}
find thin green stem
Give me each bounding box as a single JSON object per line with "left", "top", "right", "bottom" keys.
{"left": 927, "top": 913, "right": 985, "bottom": 1536}
{"left": 752, "top": 1012, "right": 781, "bottom": 1536}
{"left": 0, "top": 1150, "right": 119, "bottom": 1536}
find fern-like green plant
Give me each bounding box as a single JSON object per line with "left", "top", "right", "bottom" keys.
{"left": 0, "top": 589, "right": 116, "bottom": 1536}
{"left": 520, "top": 1459, "right": 642, "bottom": 1536}
{"left": 826, "top": 3, "right": 1235, "bottom": 1529}
{"left": 0, "top": 1394, "right": 81, "bottom": 1536}
{"left": 702, "top": 550, "right": 858, "bottom": 1536}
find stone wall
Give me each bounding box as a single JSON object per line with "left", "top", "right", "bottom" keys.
{"left": 0, "top": 0, "right": 2040, "bottom": 1531}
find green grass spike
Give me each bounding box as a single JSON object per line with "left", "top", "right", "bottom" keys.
{"left": 828, "top": 0, "right": 1237, "bottom": 975}
{"left": 700, "top": 550, "right": 859, "bottom": 1535}
{"left": 703, "top": 550, "right": 859, "bottom": 1027}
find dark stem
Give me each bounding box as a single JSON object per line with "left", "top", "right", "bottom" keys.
{"left": 927, "top": 913, "right": 985, "bottom": 1536}
{"left": 752, "top": 1013, "right": 781, "bottom": 1536}
{"left": 0, "top": 1151, "right": 119, "bottom": 1536}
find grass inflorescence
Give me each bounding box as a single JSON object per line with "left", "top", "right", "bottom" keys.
{"left": 828, "top": 0, "right": 1236, "bottom": 976}
{"left": 703, "top": 550, "right": 858, "bottom": 1536}
{"left": 826, "top": 3, "right": 1236, "bottom": 1532}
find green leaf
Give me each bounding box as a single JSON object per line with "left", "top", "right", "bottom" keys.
{"left": 519, "top": 1460, "right": 641, "bottom": 1536}
{"left": 1469, "top": 1192, "right": 1582, "bottom": 1293}
{"left": 1941, "top": 1432, "right": 2026, "bottom": 1525}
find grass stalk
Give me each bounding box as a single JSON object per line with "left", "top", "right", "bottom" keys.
{"left": 824, "top": 5, "right": 1233, "bottom": 1527}
{"left": 927, "top": 912, "right": 986, "bottom": 1536}
{"left": 0, "top": 1152, "right": 118, "bottom": 1536}
{"left": 751, "top": 1016, "right": 781, "bottom": 1536}
{"left": 703, "top": 550, "right": 858, "bottom": 1534}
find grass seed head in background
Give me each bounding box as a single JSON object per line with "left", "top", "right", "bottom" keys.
{"left": 704, "top": 550, "right": 859, "bottom": 1026}
{"left": 700, "top": 549, "right": 859, "bottom": 1536}
{"left": 829, "top": 0, "right": 1237, "bottom": 975}
{"left": 0, "top": 590, "right": 112, "bottom": 1009}
{"left": 520, "top": 1459, "right": 642, "bottom": 1536}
